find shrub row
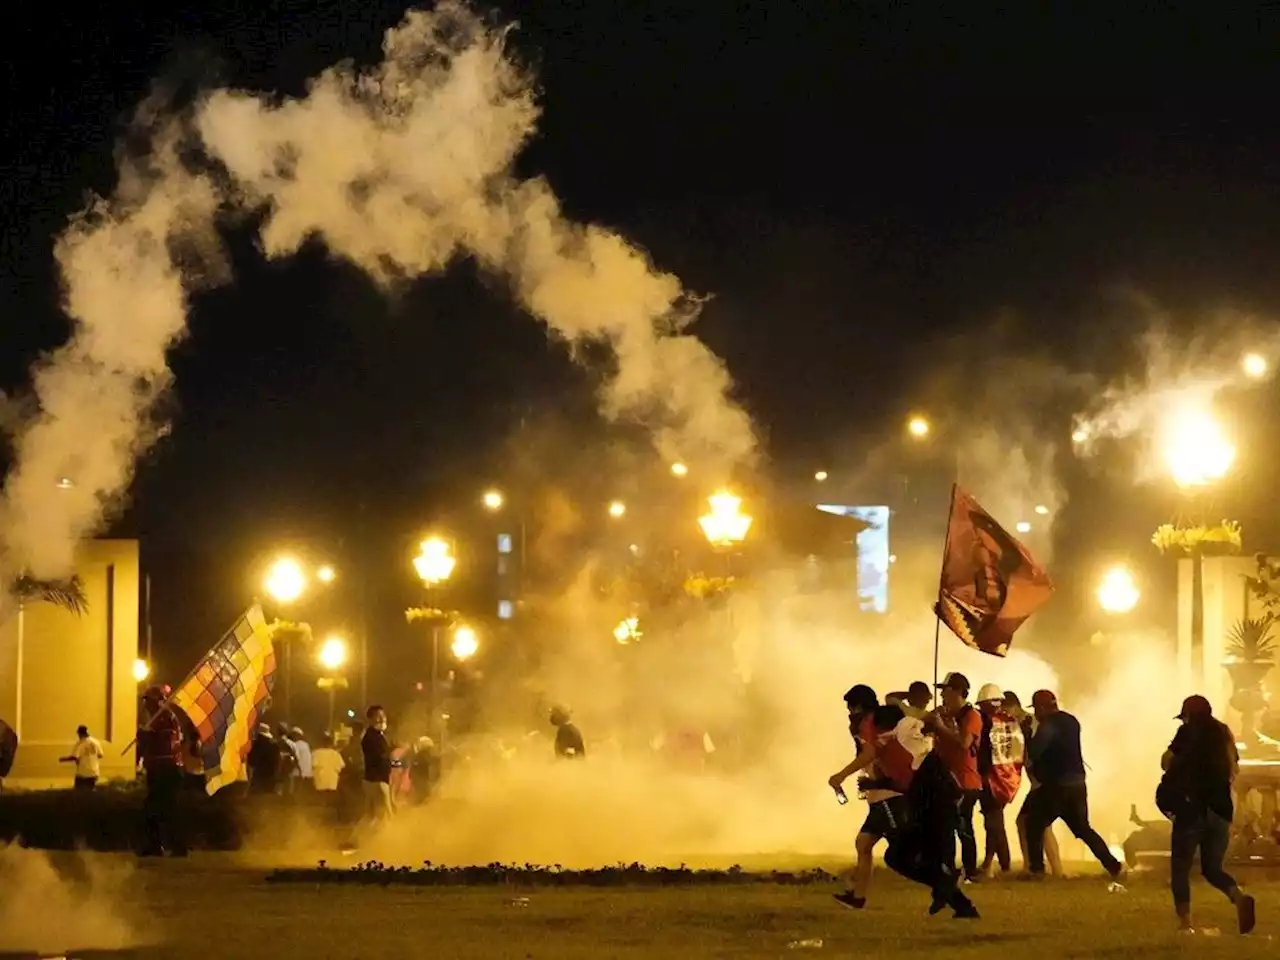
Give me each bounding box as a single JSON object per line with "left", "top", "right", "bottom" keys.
{"left": 267, "top": 861, "right": 841, "bottom": 887}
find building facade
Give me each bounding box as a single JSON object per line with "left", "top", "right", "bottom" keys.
{"left": 0, "top": 539, "right": 140, "bottom": 788}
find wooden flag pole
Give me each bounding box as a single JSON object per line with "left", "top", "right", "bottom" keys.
{"left": 933, "top": 482, "right": 959, "bottom": 700}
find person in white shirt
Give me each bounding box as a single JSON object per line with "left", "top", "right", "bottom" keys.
{"left": 311, "top": 733, "right": 345, "bottom": 792}
{"left": 60, "top": 725, "right": 104, "bottom": 790}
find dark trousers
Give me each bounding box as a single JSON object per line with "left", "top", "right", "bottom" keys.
{"left": 980, "top": 788, "right": 1011, "bottom": 872}
{"left": 952, "top": 789, "right": 981, "bottom": 878}
{"left": 879, "top": 795, "right": 967, "bottom": 908}
{"left": 141, "top": 764, "right": 187, "bottom": 856}
{"left": 1024, "top": 782, "right": 1120, "bottom": 876}
{"left": 73, "top": 776, "right": 97, "bottom": 791}
{"left": 1171, "top": 810, "right": 1237, "bottom": 911}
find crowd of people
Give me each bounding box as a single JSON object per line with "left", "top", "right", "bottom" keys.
{"left": 827, "top": 672, "right": 1258, "bottom": 933}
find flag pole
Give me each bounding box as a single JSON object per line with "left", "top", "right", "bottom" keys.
{"left": 933, "top": 482, "right": 959, "bottom": 698}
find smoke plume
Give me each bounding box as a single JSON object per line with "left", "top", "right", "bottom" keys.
{"left": 0, "top": 847, "right": 141, "bottom": 954}
{"left": 0, "top": 1, "right": 753, "bottom": 582}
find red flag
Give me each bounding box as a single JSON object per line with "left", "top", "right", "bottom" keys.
{"left": 936, "top": 486, "right": 1053, "bottom": 657}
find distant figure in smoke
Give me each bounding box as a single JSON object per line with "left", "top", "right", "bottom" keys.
{"left": 137, "top": 685, "right": 188, "bottom": 857}
{"left": 550, "top": 707, "right": 585, "bottom": 759}
{"left": 247, "top": 724, "right": 282, "bottom": 795}
{"left": 1007, "top": 691, "right": 1062, "bottom": 876}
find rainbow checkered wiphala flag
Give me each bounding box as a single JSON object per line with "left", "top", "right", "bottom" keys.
{"left": 171, "top": 605, "right": 277, "bottom": 795}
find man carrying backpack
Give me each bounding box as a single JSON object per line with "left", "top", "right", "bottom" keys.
{"left": 975, "top": 683, "right": 1025, "bottom": 877}
{"left": 1159, "top": 695, "right": 1256, "bottom": 934}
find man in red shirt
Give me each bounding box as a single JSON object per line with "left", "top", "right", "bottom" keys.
{"left": 929, "top": 672, "right": 984, "bottom": 881}
{"left": 137, "top": 685, "right": 188, "bottom": 857}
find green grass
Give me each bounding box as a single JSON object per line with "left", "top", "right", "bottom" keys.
{"left": 5, "top": 854, "right": 1280, "bottom": 959}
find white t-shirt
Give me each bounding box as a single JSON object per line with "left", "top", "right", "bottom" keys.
{"left": 311, "top": 747, "right": 345, "bottom": 791}
{"left": 72, "top": 737, "right": 103, "bottom": 778}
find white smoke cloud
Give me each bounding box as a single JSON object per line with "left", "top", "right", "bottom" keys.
{"left": 0, "top": 1, "right": 754, "bottom": 582}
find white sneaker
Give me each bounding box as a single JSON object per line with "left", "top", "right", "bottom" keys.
{"left": 1106, "top": 881, "right": 1127, "bottom": 894}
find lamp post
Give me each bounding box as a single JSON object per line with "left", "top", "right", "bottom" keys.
{"left": 413, "top": 536, "right": 456, "bottom": 739}
{"left": 1159, "top": 403, "right": 1236, "bottom": 678}
{"left": 482, "top": 488, "right": 526, "bottom": 610}
{"left": 316, "top": 635, "right": 348, "bottom": 734}
{"left": 1096, "top": 565, "right": 1140, "bottom": 616}
{"left": 262, "top": 556, "right": 335, "bottom": 720}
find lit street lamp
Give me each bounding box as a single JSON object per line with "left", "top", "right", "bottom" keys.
{"left": 699, "top": 491, "right": 753, "bottom": 549}
{"left": 451, "top": 624, "right": 479, "bottom": 661}
{"left": 670, "top": 462, "right": 689, "bottom": 478}
{"left": 1097, "top": 565, "right": 1140, "bottom": 615}
{"left": 814, "top": 470, "right": 829, "bottom": 482}
{"left": 907, "top": 415, "right": 931, "bottom": 439}
{"left": 1034, "top": 504, "right": 1050, "bottom": 516}
{"left": 482, "top": 489, "right": 505, "bottom": 511}
{"left": 264, "top": 557, "right": 307, "bottom": 604}
{"left": 316, "top": 565, "right": 336, "bottom": 584}
{"left": 1242, "top": 352, "right": 1268, "bottom": 380}
{"left": 413, "top": 536, "right": 457, "bottom": 740}
{"left": 1015, "top": 521, "right": 1032, "bottom": 534}
{"left": 132, "top": 658, "right": 151, "bottom": 684}
{"left": 608, "top": 500, "right": 627, "bottom": 519}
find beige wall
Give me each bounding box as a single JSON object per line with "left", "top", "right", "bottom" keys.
{"left": 0, "top": 539, "right": 140, "bottom": 788}
{"left": 1177, "top": 555, "right": 1275, "bottom": 723}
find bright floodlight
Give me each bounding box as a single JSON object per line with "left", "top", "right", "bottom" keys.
{"left": 1015, "top": 521, "right": 1032, "bottom": 534}
{"left": 1097, "top": 565, "right": 1140, "bottom": 615}
{"left": 907, "top": 415, "right": 930, "bottom": 439}
{"left": 1071, "top": 426, "right": 1089, "bottom": 445}
{"left": 132, "top": 658, "right": 151, "bottom": 683}
{"left": 413, "top": 537, "right": 456, "bottom": 585}
{"left": 1034, "top": 504, "right": 1049, "bottom": 516}
{"left": 451, "top": 624, "right": 479, "bottom": 661}
{"left": 814, "top": 470, "right": 829, "bottom": 482}
{"left": 1242, "top": 352, "right": 1268, "bottom": 380}
{"left": 482, "top": 489, "right": 504, "bottom": 511}
{"left": 318, "top": 636, "right": 348, "bottom": 671}
{"left": 56, "top": 477, "right": 74, "bottom": 490}
{"left": 316, "top": 565, "right": 336, "bottom": 584}
{"left": 1160, "top": 404, "right": 1235, "bottom": 488}
{"left": 670, "top": 462, "right": 689, "bottom": 478}
{"left": 608, "top": 500, "right": 627, "bottom": 519}
{"left": 699, "top": 491, "right": 753, "bottom": 548}
{"left": 265, "top": 557, "right": 306, "bottom": 604}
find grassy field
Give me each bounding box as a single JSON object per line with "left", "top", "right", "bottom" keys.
{"left": 3, "top": 853, "right": 1279, "bottom": 959}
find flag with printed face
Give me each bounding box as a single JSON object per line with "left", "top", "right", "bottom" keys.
{"left": 170, "top": 605, "right": 276, "bottom": 794}
{"left": 936, "top": 485, "right": 1053, "bottom": 657}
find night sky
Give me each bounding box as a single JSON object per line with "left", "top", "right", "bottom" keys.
{"left": 4, "top": 4, "right": 1280, "bottom": 711}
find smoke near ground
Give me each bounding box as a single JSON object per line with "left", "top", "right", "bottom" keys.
{"left": 0, "top": 1, "right": 753, "bottom": 584}
{"left": 0, "top": 846, "right": 140, "bottom": 954}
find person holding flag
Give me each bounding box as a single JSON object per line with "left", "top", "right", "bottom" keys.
{"left": 137, "top": 684, "right": 188, "bottom": 857}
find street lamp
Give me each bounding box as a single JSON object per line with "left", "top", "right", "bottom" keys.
{"left": 318, "top": 635, "right": 348, "bottom": 671}
{"left": 608, "top": 500, "right": 627, "bottom": 519}
{"left": 1242, "top": 352, "right": 1268, "bottom": 380}
{"left": 1160, "top": 404, "right": 1235, "bottom": 490}
{"left": 316, "top": 565, "right": 336, "bottom": 584}
{"left": 1014, "top": 521, "right": 1032, "bottom": 534}
{"left": 907, "top": 415, "right": 931, "bottom": 439}
{"left": 132, "top": 658, "right": 151, "bottom": 684}
{"left": 814, "top": 470, "right": 829, "bottom": 482}
{"left": 451, "top": 624, "right": 479, "bottom": 661}
{"left": 670, "top": 462, "right": 689, "bottom": 478}
{"left": 413, "top": 537, "right": 457, "bottom": 585}
{"left": 264, "top": 557, "right": 307, "bottom": 604}
{"left": 482, "top": 489, "right": 505, "bottom": 511}
{"left": 1097, "top": 565, "right": 1140, "bottom": 615}
{"left": 1034, "top": 504, "right": 1050, "bottom": 516}
{"left": 699, "top": 491, "right": 753, "bottom": 549}
{"left": 413, "top": 536, "right": 457, "bottom": 741}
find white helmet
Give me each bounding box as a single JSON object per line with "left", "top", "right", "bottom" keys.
{"left": 976, "top": 682, "right": 1004, "bottom": 704}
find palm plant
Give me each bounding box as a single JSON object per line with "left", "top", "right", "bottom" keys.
{"left": 1226, "top": 616, "right": 1277, "bottom": 664}
{"left": 13, "top": 575, "right": 88, "bottom": 615}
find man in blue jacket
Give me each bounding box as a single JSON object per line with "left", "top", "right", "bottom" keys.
{"left": 1022, "top": 690, "right": 1124, "bottom": 883}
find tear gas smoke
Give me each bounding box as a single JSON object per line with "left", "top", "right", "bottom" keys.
{"left": 0, "top": 847, "right": 141, "bottom": 954}
{"left": 0, "top": 1, "right": 753, "bottom": 583}
{"left": 1071, "top": 311, "right": 1280, "bottom": 481}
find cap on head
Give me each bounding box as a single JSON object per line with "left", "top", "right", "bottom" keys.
{"left": 1176, "top": 695, "right": 1213, "bottom": 721}
{"left": 843, "top": 683, "right": 879, "bottom": 713}
{"left": 142, "top": 684, "right": 167, "bottom": 702}
{"left": 907, "top": 680, "right": 932, "bottom": 700}
{"left": 1002, "top": 690, "right": 1023, "bottom": 709}
{"left": 936, "top": 672, "right": 971, "bottom": 697}
{"left": 76, "top": 724, "right": 89, "bottom": 737}
{"left": 976, "top": 682, "right": 1004, "bottom": 704}
{"left": 257, "top": 723, "right": 271, "bottom": 736}
{"left": 1031, "top": 689, "right": 1058, "bottom": 711}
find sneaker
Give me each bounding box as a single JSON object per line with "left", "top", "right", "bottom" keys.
{"left": 1106, "top": 881, "right": 1127, "bottom": 894}
{"left": 1237, "top": 893, "right": 1256, "bottom": 935}
{"left": 832, "top": 892, "right": 866, "bottom": 910}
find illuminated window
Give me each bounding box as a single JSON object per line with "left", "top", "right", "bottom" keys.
{"left": 497, "top": 533, "right": 513, "bottom": 554}
{"left": 498, "top": 556, "right": 509, "bottom": 576}
{"left": 498, "top": 600, "right": 514, "bottom": 620}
